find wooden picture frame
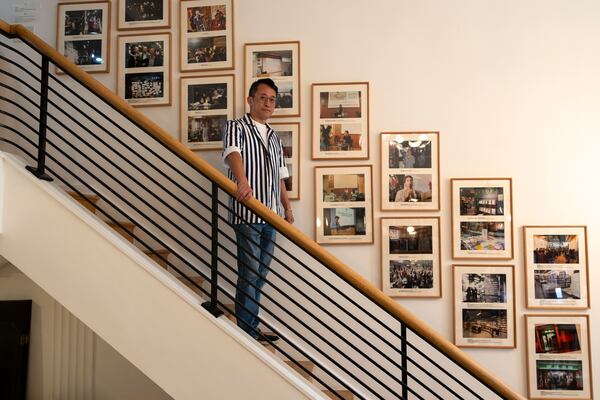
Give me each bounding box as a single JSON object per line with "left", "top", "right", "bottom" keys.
{"left": 271, "top": 122, "right": 300, "bottom": 200}
{"left": 451, "top": 178, "right": 514, "bottom": 260}
{"left": 56, "top": 1, "right": 111, "bottom": 73}
{"left": 117, "top": 0, "right": 171, "bottom": 30}
{"left": 381, "top": 217, "right": 441, "bottom": 298}
{"left": 523, "top": 225, "right": 590, "bottom": 309}
{"left": 525, "top": 314, "right": 593, "bottom": 399}
{"left": 315, "top": 165, "right": 373, "bottom": 245}
{"left": 452, "top": 265, "right": 516, "bottom": 348}
{"left": 179, "top": 74, "right": 234, "bottom": 150}
{"left": 381, "top": 132, "right": 440, "bottom": 211}
{"left": 179, "top": 0, "right": 234, "bottom": 72}
{"left": 117, "top": 32, "right": 172, "bottom": 107}
{"left": 312, "top": 82, "right": 369, "bottom": 160}
{"left": 244, "top": 41, "right": 301, "bottom": 118}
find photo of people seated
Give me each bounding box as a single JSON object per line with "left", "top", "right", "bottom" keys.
{"left": 64, "top": 40, "right": 103, "bottom": 66}
{"left": 462, "top": 309, "right": 507, "bottom": 339}
{"left": 388, "top": 140, "right": 432, "bottom": 168}
{"left": 252, "top": 50, "right": 292, "bottom": 77}
{"left": 319, "top": 123, "right": 362, "bottom": 152}
{"left": 64, "top": 9, "right": 103, "bottom": 36}
{"left": 275, "top": 131, "right": 293, "bottom": 158}
{"left": 187, "top": 83, "right": 227, "bottom": 110}
{"left": 125, "top": 72, "right": 164, "bottom": 99}
{"left": 461, "top": 273, "right": 506, "bottom": 303}
{"left": 322, "top": 173, "right": 365, "bottom": 203}
{"left": 533, "top": 235, "right": 579, "bottom": 264}
{"left": 319, "top": 91, "right": 361, "bottom": 119}
{"left": 187, "top": 36, "right": 227, "bottom": 64}
{"left": 459, "top": 187, "right": 504, "bottom": 216}
{"left": 536, "top": 360, "right": 583, "bottom": 391}
{"left": 535, "top": 323, "right": 581, "bottom": 354}
{"left": 125, "top": 0, "right": 164, "bottom": 22}
{"left": 187, "top": 115, "right": 227, "bottom": 143}
{"left": 126, "top": 41, "right": 164, "bottom": 68}
{"left": 186, "top": 5, "right": 226, "bottom": 32}
{"left": 389, "top": 260, "right": 433, "bottom": 289}
{"left": 460, "top": 221, "right": 505, "bottom": 251}
{"left": 274, "top": 80, "right": 293, "bottom": 109}
{"left": 388, "top": 225, "right": 432, "bottom": 254}
{"left": 534, "top": 270, "right": 581, "bottom": 300}
{"left": 389, "top": 174, "right": 432, "bottom": 203}
{"left": 322, "top": 207, "right": 366, "bottom": 236}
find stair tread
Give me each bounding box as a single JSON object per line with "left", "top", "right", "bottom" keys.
{"left": 68, "top": 191, "right": 100, "bottom": 202}
{"left": 284, "top": 359, "right": 315, "bottom": 381}
{"left": 322, "top": 389, "right": 354, "bottom": 400}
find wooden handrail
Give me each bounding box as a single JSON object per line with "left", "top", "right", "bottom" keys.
{"left": 0, "top": 20, "right": 524, "bottom": 400}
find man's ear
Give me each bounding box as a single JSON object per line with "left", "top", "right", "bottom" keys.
{"left": 246, "top": 96, "right": 253, "bottom": 108}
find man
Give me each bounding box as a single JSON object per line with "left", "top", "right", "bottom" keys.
{"left": 222, "top": 78, "right": 294, "bottom": 343}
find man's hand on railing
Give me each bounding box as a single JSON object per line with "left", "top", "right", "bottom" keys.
{"left": 235, "top": 180, "right": 253, "bottom": 202}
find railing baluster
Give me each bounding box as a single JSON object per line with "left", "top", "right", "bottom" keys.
{"left": 202, "top": 182, "right": 223, "bottom": 317}
{"left": 401, "top": 323, "right": 408, "bottom": 399}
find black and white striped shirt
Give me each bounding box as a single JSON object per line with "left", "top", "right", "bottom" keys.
{"left": 222, "top": 114, "right": 288, "bottom": 225}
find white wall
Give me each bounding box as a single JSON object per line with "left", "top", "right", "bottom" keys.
{"left": 2, "top": 0, "right": 599, "bottom": 396}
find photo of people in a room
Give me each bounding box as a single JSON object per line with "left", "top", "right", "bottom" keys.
{"left": 535, "top": 323, "right": 581, "bottom": 354}
{"left": 459, "top": 187, "right": 504, "bottom": 216}
{"left": 461, "top": 273, "right": 506, "bottom": 303}
{"left": 64, "top": 9, "right": 103, "bottom": 35}
{"left": 389, "top": 260, "right": 433, "bottom": 289}
{"left": 275, "top": 130, "right": 293, "bottom": 158}
{"left": 186, "top": 5, "right": 226, "bottom": 32}
{"left": 388, "top": 140, "right": 432, "bottom": 168}
{"left": 322, "top": 173, "right": 365, "bottom": 202}
{"left": 125, "top": 0, "right": 163, "bottom": 22}
{"left": 252, "top": 50, "right": 293, "bottom": 77}
{"left": 275, "top": 80, "right": 293, "bottom": 109}
{"left": 283, "top": 164, "right": 293, "bottom": 191}
{"left": 534, "top": 270, "right": 581, "bottom": 300}
{"left": 64, "top": 40, "right": 103, "bottom": 66}
{"left": 462, "top": 309, "right": 507, "bottom": 339}
{"left": 187, "top": 36, "right": 227, "bottom": 64}
{"left": 319, "top": 91, "right": 361, "bottom": 119}
{"left": 187, "top": 115, "right": 227, "bottom": 143}
{"left": 320, "top": 123, "right": 362, "bottom": 152}
{"left": 533, "top": 235, "right": 579, "bottom": 264}
{"left": 322, "top": 207, "right": 366, "bottom": 236}
{"left": 536, "top": 360, "right": 583, "bottom": 391}
{"left": 125, "top": 72, "right": 164, "bottom": 99}
{"left": 389, "top": 174, "right": 432, "bottom": 203}
{"left": 125, "top": 41, "right": 164, "bottom": 68}
{"left": 460, "top": 221, "right": 505, "bottom": 251}
{"left": 388, "top": 225, "right": 433, "bottom": 254}
{"left": 187, "top": 83, "right": 227, "bottom": 110}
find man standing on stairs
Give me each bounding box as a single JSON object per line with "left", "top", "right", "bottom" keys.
{"left": 222, "top": 78, "right": 294, "bottom": 343}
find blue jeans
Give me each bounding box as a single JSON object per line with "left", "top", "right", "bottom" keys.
{"left": 233, "top": 223, "right": 276, "bottom": 338}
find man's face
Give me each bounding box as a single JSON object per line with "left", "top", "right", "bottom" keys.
{"left": 247, "top": 84, "right": 276, "bottom": 122}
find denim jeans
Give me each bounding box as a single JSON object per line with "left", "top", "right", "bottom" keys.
{"left": 233, "top": 223, "right": 276, "bottom": 338}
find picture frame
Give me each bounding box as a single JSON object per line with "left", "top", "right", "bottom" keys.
{"left": 452, "top": 265, "right": 516, "bottom": 348}
{"left": 525, "top": 314, "right": 593, "bottom": 399}
{"left": 117, "top": 32, "right": 171, "bottom": 107}
{"left": 271, "top": 122, "right": 300, "bottom": 200}
{"left": 523, "top": 226, "right": 590, "bottom": 309}
{"left": 315, "top": 165, "right": 373, "bottom": 245}
{"left": 312, "top": 82, "right": 369, "bottom": 160}
{"left": 56, "top": 1, "right": 111, "bottom": 73}
{"left": 244, "top": 41, "right": 301, "bottom": 118}
{"left": 179, "top": 74, "right": 234, "bottom": 151}
{"left": 117, "top": 0, "right": 171, "bottom": 30}
{"left": 179, "top": 0, "right": 234, "bottom": 72}
{"left": 381, "top": 132, "right": 440, "bottom": 211}
{"left": 381, "top": 217, "right": 441, "bottom": 298}
{"left": 451, "top": 178, "right": 514, "bottom": 260}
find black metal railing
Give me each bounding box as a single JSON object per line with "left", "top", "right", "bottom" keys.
{"left": 0, "top": 29, "right": 511, "bottom": 400}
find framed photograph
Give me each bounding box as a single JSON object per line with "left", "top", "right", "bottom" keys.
{"left": 523, "top": 226, "right": 589, "bottom": 309}
{"left": 525, "top": 314, "right": 593, "bottom": 399}
{"left": 381, "top": 132, "right": 440, "bottom": 211}
{"left": 244, "top": 41, "right": 300, "bottom": 118}
{"left": 117, "top": 0, "right": 170, "bottom": 30}
{"left": 117, "top": 32, "right": 171, "bottom": 107}
{"left": 312, "top": 82, "right": 369, "bottom": 160}
{"left": 451, "top": 178, "right": 513, "bottom": 259}
{"left": 179, "top": 0, "right": 234, "bottom": 72}
{"left": 180, "top": 74, "right": 234, "bottom": 150}
{"left": 452, "top": 265, "right": 515, "bottom": 348}
{"left": 381, "top": 217, "right": 441, "bottom": 297}
{"left": 56, "top": 1, "right": 111, "bottom": 73}
{"left": 315, "top": 165, "right": 373, "bottom": 245}
{"left": 271, "top": 122, "right": 300, "bottom": 200}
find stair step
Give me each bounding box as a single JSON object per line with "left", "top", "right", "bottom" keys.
{"left": 106, "top": 221, "right": 135, "bottom": 243}
{"left": 143, "top": 249, "right": 170, "bottom": 268}
{"left": 177, "top": 276, "right": 205, "bottom": 295}
{"left": 68, "top": 191, "right": 100, "bottom": 213}
{"left": 323, "top": 389, "right": 354, "bottom": 400}
{"left": 284, "top": 360, "right": 315, "bottom": 381}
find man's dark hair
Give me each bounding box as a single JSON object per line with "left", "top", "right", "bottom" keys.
{"left": 249, "top": 78, "right": 278, "bottom": 97}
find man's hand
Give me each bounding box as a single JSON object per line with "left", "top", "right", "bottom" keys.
{"left": 284, "top": 208, "right": 294, "bottom": 223}
{"left": 235, "top": 180, "right": 253, "bottom": 202}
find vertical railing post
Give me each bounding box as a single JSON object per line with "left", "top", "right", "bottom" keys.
{"left": 201, "top": 182, "right": 223, "bottom": 317}
{"left": 26, "top": 55, "right": 53, "bottom": 181}
{"left": 401, "top": 323, "right": 408, "bottom": 399}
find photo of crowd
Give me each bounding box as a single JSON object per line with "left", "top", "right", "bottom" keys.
{"left": 320, "top": 91, "right": 361, "bottom": 119}
{"left": 534, "top": 270, "right": 580, "bottom": 300}
{"left": 322, "top": 173, "right": 365, "bottom": 203}
{"left": 389, "top": 174, "right": 432, "bottom": 203}
{"left": 186, "top": 5, "right": 226, "bottom": 32}
{"left": 388, "top": 225, "right": 432, "bottom": 254}
{"left": 462, "top": 309, "right": 508, "bottom": 339}
{"left": 187, "top": 36, "right": 227, "bottom": 64}
{"left": 125, "top": 72, "right": 164, "bottom": 99}
{"left": 126, "top": 41, "right": 164, "bottom": 68}
{"left": 536, "top": 360, "right": 583, "bottom": 391}
{"left": 535, "top": 323, "right": 581, "bottom": 354}
{"left": 459, "top": 187, "right": 504, "bottom": 216}
{"left": 388, "top": 140, "right": 431, "bottom": 168}
{"left": 460, "top": 221, "right": 505, "bottom": 251}
{"left": 319, "top": 123, "right": 361, "bottom": 152}
{"left": 187, "top": 115, "right": 227, "bottom": 144}
{"left": 533, "top": 234, "right": 579, "bottom": 264}
{"left": 461, "top": 273, "right": 506, "bottom": 303}
{"left": 187, "top": 83, "right": 227, "bottom": 110}
{"left": 389, "top": 260, "right": 433, "bottom": 289}
{"left": 124, "top": 0, "right": 164, "bottom": 22}
{"left": 322, "top": 207, "right": 366, "bottom": 236}
{"left": 64, "top": 40, "right": 103, "bottom": 66}
{"left": 64, "top": 9, "right": 103, "bottom": 35}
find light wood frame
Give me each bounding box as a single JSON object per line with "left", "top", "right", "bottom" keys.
{"left": 244, "top": 41, "right": 301, "bottom": 118}
{"left": 312, "top": 82, "right": 369, "bottom": 160}
{"left": 270, "top": 122, "right": 300, "bottom": 200}
{"left": 381, "top": 217, "right": 441, "bottom": 298}
{"left": 117, "top": 0, "right": 171, "bottom": 30}
{"left": 179, "top": 0, "right": 234, "bottom": 72}
{"left": 451, "top": 178, "right": 514, "bottom": 260}
{"left": 525, "top": 314, "right": 593, "bottom": 399}
{"left": 56, "top": 1, "right": 111, "bottom": 74}
{"left": 523, "top": 225, "right": 590, "bottom": 309}
{"left": 315, "top": 165, "right": 373, "bottom": 244}
{"left": 452, "top": 264, "right": 516, "bottom": 348}
{"left": 381, "top": 131, "right": 440, "bottom": 211}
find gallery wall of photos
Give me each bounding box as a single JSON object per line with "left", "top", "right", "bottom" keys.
{"left": 53, "top": 1, "right": 593, "bottom": 398}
